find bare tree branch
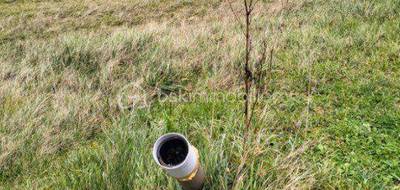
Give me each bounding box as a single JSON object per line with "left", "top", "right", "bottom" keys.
{"left": 229, "top": 0, "right": 274, "bottom": 187}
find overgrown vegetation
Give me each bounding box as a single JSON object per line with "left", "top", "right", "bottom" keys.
{"left": 0, "top": 0, "right": 399, "bottom": 189}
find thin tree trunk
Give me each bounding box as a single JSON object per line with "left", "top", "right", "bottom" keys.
{"left": 244, "top": 3, "right": 252, "bottom": 131}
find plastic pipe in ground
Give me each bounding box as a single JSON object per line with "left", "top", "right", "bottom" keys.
{"left": 152, "top": 133, "right": 205, "bottom": 190}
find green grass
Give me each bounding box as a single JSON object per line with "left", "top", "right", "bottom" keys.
{"left": 1, "top": 0, "right": 399, "bottom": 189}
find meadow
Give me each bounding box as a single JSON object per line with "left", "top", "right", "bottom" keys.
{"left": 0, "top": 0, "right": 399, "bottom": 189}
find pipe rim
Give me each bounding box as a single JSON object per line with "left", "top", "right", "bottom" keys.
{"left": 153, "top": 133, "right": 191, "bottom": 170}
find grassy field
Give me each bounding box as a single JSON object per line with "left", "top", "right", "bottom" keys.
{"left": 1, "top": 0, "right": 399, "bottom": 189}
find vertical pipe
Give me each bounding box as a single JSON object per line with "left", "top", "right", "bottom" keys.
{"left": 152, "top": 133, "right": 205, "bottom": 190}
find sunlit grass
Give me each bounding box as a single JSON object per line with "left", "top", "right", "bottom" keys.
{"left": 0, "top": 0, "right": 399, "bottom": 189}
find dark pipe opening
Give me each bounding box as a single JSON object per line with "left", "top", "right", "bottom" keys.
{"left": 158, "top": 137, "right": 188, "bottom": 167}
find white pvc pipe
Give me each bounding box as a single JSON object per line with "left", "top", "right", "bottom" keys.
{"left": 152, "top": 133, "right": 198, "bottom": 179}
{"left": 153, "top": 133, "right": 205, "bottom": 190}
